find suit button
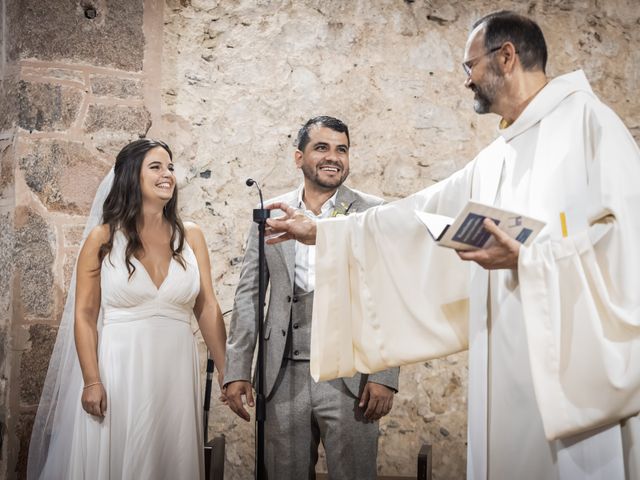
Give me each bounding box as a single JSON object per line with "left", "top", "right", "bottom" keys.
{"left": 292, "top": 296, "right": 298, "bottom": 303}
{"left": 293, "top": 323, "right": 299, "bottom": 329}
{"left": 293, "top": 350, "right": 300, "bottom": 356}
{"left": 281, "top": 330, "right": 286, "bottom": 336}
{"left": 286, "top": 295, "right": 292, "bottom": 303}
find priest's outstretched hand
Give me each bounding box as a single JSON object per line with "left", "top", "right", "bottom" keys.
{"left": 457, "top": 218, "right": 521, "bottom": 270}
{"left": 265, "top": 202, "right": 318, "bottom": 245}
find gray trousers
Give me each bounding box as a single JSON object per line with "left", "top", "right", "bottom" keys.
{"left": 265, "top": 360, "right": 378, "bottom": 480}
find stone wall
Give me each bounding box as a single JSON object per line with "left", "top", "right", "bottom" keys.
{"left": 0, "top": 1, "right": 163, "bottom": 478}
{"left": 161, "top": 1, "right": 640, "bottom": 479}
{"left": 1, "top": 0, "right": 639, "bottom": 479}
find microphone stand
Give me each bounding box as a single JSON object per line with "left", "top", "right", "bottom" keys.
{"left": 203, "top": 354, "right": 214, "bottom": 439}
{"left": 203, "top": 352, "right": 215, "bottom": 477}
{"left": 246, "top": 178, "right": 269, "bottom": 480}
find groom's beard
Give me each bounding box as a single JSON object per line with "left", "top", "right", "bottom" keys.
{"left": 301, "top": 161, "right": 349, "bottom": 190}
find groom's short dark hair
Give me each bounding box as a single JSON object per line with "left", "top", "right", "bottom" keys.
{"left": 295, "top": 116, "right": 350, "bottom": 151}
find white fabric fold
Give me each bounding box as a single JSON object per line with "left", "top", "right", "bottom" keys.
{"left": 309, "top": 69, "right": 640, "bottom": 478}
{"left": 518, "top": 91, "right": 640, "bottom": 439}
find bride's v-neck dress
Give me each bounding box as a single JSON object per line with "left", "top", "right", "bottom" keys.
{"left": 68, "top": 230, "right": 204, "bottom": 479}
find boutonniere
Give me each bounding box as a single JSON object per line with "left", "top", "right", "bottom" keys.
{"left": 331, "top": 201, "right": 355, "bottom": 217}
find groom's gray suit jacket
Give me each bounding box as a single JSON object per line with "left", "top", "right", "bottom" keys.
{"left": 225, "top": 184, "right": 399, "bottom": 398}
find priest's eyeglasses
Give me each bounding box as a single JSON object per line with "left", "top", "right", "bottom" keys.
{"left": 462, "top": 46, "right": 502, "bottom": 77}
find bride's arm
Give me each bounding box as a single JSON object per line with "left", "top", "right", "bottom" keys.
{"left": 185, "top": 222, "right": 227, "bottom": 388}
{"left": 74, "top": 224, "right": 109, "bottom": 417}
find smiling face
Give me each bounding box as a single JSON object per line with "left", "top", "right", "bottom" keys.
{"left": 295, "top": 125, "right": 350, "bottom": 192}
{"left": 139, "top": 146, "right": 176, "bottom": 205}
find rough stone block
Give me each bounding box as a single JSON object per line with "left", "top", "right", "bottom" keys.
{"left": 14, "top": 208, "right": 54, "bottom": 318}
{"left": 91, "top": 130, "right": 142, "bottom": 159}
{"left": 21, "top": 67, "right": 86, "bottom": 85}
{"left": 19, "top": 324, "right": 57, "bottom": 406}
{"left": 43, "top": 69, "right": 85, "bottom": 84}
{"left": 0, "top": 327, "right": 6, "bottom": 372}
{"left": 91, "top": 75, "right": 143, "bottom": 99}
{"left": 19, "top": 139, "right": 110, "bottom": 214}
{"left": 0, "top": 213, "right": 15, "bottom": 322}
{"left": 0, "top": 78, "right": 19, "bottom": 131}
{"left": 63, "top": 225, "right": 85, "bottom": 247}
{"left": 17, "top": 81, "right": 83, "bottom": 133}
{"left": 15, "top": 412, "right": 35, "bottom": 480}
{"left": 63, "top": 249, "right": 78, "bottom": 295}
{"left": 0, "top": 142, "right": 14, "bottom": 199}
{"left": 8, "top": 0, "right": 144, "bottom": 71}
{"left": 84, "top": 104, "right": 151, "bottom": 136}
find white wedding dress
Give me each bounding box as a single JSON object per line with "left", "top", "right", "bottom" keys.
{"left": 66, "top": 230, "right": 204, "bottom": 479}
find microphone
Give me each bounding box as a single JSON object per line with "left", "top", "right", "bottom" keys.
{"left": 246, "top": 178, "right": 270, "bottom": 222}
{"left": 246, "top": 178, "right": 265, "bottom": 209}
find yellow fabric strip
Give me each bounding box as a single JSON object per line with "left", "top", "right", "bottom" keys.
{"left": 560, "top": 212, "right": 568, "bottom": 237}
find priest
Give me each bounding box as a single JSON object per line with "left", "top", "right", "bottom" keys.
{"left": 265, "top": 10, "right": 640, "bottom": 480}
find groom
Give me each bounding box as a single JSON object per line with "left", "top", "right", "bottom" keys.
{"left": 224, "top": 116, "right": 399, "bottom": 479}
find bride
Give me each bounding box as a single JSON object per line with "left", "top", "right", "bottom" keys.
{"left": 27, "top": 139, "right": 227, "bottom": 479}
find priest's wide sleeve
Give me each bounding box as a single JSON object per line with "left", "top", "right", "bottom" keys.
{"left": 519, "top": 101, "right": 640, "bottom": 440}
{"left": 311, "top": 165, "right": 474, "bottom": 382}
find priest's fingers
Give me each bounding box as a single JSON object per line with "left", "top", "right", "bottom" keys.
{"left": 266, "top": 217, "right": 317, "bottom": 245}
{"left": 457, "top": 247, "right": 497, "bottom": 269}
{"left": 265, "top": 232, "right": 295, "bottom": 245}
{"left": 457, "top": 244, "right": 518, "bottom": 270}
{"left": 457, "top": 248, "right": 489, "bottom": 263}
{"left": 266, "top": 202, "right": 296, "bottom": 218}
{"left": 482, "top": 218, "right": 510, "bottom": 244}
{"left": 265, "top": 216, "right": 293, "bottom": 234}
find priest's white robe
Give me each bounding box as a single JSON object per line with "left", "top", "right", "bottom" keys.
{"left": 310, "top": 70, "right": 640, "bottom": 480}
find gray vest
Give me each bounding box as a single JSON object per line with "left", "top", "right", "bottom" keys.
{"left": 284, "top": 288, "right": 313, "bottom": 360}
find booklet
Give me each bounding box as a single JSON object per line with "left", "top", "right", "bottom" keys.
{"left": 415, "top": 201, "right": 546, "bottom": 251}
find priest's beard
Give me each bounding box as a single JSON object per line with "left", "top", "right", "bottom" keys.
{"left": 472, "top": 61, "right": 505, "bottom": 114}
{"left": 301, "top": 162, "right": 349, "bottom": 190}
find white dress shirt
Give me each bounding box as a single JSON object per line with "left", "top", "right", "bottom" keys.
{"left": 294, "top": 186, "right": 338, "bottom": 292}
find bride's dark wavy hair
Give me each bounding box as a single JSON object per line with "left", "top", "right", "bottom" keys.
{"left": 98, "top": 138, "right": 186, "bottom": 278}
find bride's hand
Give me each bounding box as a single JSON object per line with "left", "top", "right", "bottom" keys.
{"left": 81, "top": 382, "right": 107, "bottom": 417}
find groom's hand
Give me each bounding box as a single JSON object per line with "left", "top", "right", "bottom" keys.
{"left": 225, "top": 380, "right": 254, "bottom": 422}
{"left": 359, "top": 382, "right": 394, "bottom": 421}
{"left": 265, "top": 203, "right": 318, "bottom": 245}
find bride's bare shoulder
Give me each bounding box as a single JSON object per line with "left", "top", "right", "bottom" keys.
{"left": 84, "top": 224, "right": 111, "bottom": 248}
{"left": 183, "top": 221, "right": 203, "bottom": 241}
{"left": 183, "top": 222, "right": 209, "bottom": 257}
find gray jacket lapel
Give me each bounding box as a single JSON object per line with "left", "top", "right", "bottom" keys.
{"left": 272, "top": 192, "right": 297, "bottom": 285}
{"left": 273, "top": 185, "right": 358, "bottom": 286}
{"left": 277, "top": 237, "right": 295, "bottom": 286}
{"left": 335, "top": 185, "right": 359, "bottom": 214}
